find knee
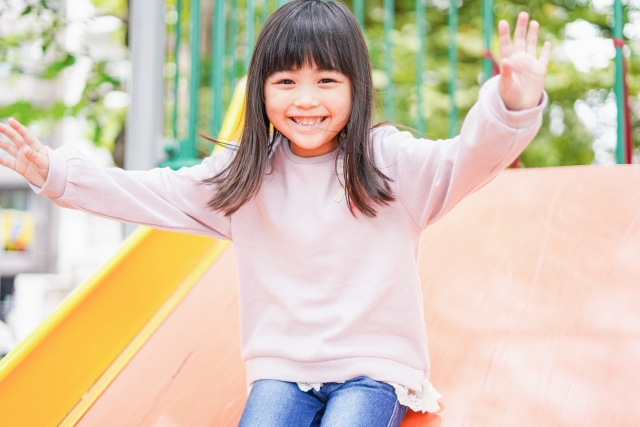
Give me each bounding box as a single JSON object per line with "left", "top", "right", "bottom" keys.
{"left": 240, "top": 380, "right": 316, "bottom": 427}
{"left": 250, "top": 379, "right": 301, "bottom": 401}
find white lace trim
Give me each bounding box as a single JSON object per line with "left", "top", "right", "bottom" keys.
{"left": 386, "top": 379, "right": 442, "bottom": 413}
{"left": 297, "top": 382, "right": 324, "bottom": 392}
{"left": 297, "top": 378, "right": 442, "bottom": 413}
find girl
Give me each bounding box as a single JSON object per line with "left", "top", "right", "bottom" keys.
{"left": 0, "top": 1, "right": 550, "bottom": 426}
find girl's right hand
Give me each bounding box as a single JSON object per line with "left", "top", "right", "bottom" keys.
{"left": 0, "top": 118, "right": 50, "bottom": 188}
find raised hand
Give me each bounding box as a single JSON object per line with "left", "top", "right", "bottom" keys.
{"left": 498, "top": 12, "right": 551, "bottom": 111}
{"left": 0, "top": 118, "right": 50, "bottom": 188}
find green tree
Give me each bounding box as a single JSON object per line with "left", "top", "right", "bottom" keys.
{"left": 351, "top": 0, "right": 638, "bottom": 167}
{"left": 0, "top": 0, "right": 128, "bottom": 166}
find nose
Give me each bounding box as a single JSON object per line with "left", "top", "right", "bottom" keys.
{"left": 292, "top": 86, "right": 320, "bottom": 109}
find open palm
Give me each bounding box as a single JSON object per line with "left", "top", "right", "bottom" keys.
{"left": 498, "top": 12, "right": 552, "bottom": 111}
{"left": 0, "top": 118, "right": 50, "bottom": 188}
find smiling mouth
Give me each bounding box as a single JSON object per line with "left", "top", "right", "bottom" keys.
{"left": 290, "top": 116, "right": 327, "bottom": 126}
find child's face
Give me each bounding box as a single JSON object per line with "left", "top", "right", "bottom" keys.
{"left": 264, "top": 65, "right": 352, "bottom": 157}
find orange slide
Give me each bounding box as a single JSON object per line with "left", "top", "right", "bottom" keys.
{"left": 0, "top": 78, "right": 638, "bottom": 425}
{"left": 74, "top": 165, "right": 640, "bottom": 427}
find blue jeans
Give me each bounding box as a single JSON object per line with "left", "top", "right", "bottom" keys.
{"left": 238, "top": 376, "right": 408, "bottom": 427}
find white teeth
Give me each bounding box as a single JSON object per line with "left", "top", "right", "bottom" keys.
{"left": 292, "top": 117, "right": 325, "bottom": 126}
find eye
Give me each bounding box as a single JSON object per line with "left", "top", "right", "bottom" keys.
{"left": 319, "top": 78, "right": 336, "bottom": 84}
{"left": 277, "top": 79, "right": 295, "bottom": 85}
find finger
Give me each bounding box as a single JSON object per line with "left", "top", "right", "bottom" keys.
{"left": 501, "top": 59, "right": 513, "bottom": 83}
{"left": 513, "top": 12, "right": 529, "bottom": 52}
{"left": 0, "top": 120, "right": 27, "bottom": 148}
{"left": 539, "top": 41, "right": 552, "bottom": 69}
{"left": 8, "top": 118, "right": 43, "bottom": 151}
{"left": 0, "top": 130, "right": 19, "bottom": 158}
{"left": 498, "top": 20, "right": 513, "bottom": 59}
{"left": 25, "top": 147, "right": 49, "bottom": 169}
{"left": 526, "top": 20, "right": 540, "bottom": 56}
{"left": 0, "top": 138, "right": 18, "bottom": 157}
{"left": 0, "top": 156, "right": 16, "bottom": 171}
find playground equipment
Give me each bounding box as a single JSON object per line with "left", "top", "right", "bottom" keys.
{"left": 1, "top": 75, "right": 639, "bottom": 426}
{"left": 1, "top": 1, "right": 639, "bottom": 426}
{"left": 163, "top": 0, "right": 633, "bottom": 165}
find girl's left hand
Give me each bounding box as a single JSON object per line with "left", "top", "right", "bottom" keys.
{"left": 498, "top": 12, "right": 551, "bottom": 111}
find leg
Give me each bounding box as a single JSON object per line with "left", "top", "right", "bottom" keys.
{"left": 239, "top": 379, "right": 324, "bottom": 427}
{"left": 319, "top": 377, "right": 407, "bottom": 427}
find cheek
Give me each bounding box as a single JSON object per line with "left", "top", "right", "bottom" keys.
{"left": 334, "top": 82, "right": 352, "bottom": 121}
{"left": 264, "top": 92, "right": 288, "bottom": 122}
{"left": 332, "top": 92, "right": 352, "bottom": 122}
{"left": 263, "top": 99, "right": 280, "bottom": 124}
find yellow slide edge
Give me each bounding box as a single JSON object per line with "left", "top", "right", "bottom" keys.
{"left": 0, "top": 78, "right": 247, "bottom": 427}
{"left": 0, "top": 225, "right": 152, "bottom": 384}
{"left": 0, "top": 229, "right": 222, "bottom": 427}
{"left": 59, "top": 240, "right": 230, "bottom": 426}
{"left": 217, "top": 76, "right": 246, "bottom": 146}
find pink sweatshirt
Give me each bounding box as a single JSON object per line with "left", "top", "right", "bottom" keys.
{"left": 33, "top": 77, "right": 546, "bottom": 410}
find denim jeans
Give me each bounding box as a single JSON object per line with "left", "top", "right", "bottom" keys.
{"left": 238, "top": 376, "right": 408, "bottom": 427}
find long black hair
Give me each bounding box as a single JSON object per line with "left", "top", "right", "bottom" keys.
{"left": 204, "top": 0, "right": 394, "bottom": 217}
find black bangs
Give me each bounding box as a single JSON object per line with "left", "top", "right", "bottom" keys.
{"left": 256, "top": 1, "right": 359, "bottom": 77}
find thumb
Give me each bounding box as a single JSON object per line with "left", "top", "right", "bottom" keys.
{"left": 500, "top": 59, "right": 513, "bottom": 85}
{"left": 499, "top": 59, "right": 514, "bottom": 96}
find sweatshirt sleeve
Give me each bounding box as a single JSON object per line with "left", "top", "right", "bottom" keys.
{"left": 30, "top": 145, "right": 236, "bottom": 240}
{"left": 379, "top": 76, "right": 547, "bottom": 230}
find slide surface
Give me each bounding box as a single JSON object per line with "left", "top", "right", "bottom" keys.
{"left": 69, "top": 165, "right": 640, "bottom": 427}
{"left": 1, "top": 79, "right": 639, "bottom": 425}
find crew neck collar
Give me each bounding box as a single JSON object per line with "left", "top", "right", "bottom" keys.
{"left": 280, "top": 136, "right": 339, "bottom": 164}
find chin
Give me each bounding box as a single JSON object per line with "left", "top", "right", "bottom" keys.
{"left": 287, "top": 136, "right": 322, "bottom": 148}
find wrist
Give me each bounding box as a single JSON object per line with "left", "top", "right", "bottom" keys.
{"left": 35, "top": 172, "right": 48, "bottom": 188}
{"left": 501, "top": 93, "right": 542, "bottom": 112}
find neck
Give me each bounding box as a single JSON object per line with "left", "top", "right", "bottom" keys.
{"left": 289, "top": 138, "right": 339, "bottom": 157}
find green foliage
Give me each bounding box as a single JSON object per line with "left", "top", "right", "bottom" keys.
{"left": 0, "top": 0, "right": 128, "bottom": 154}
{"left": 0, "top": 101, "right": 72, "bottom": 123}
{"left": 41, "top": 54, "right": 76, "bottom": 79}
{"left": 338, "top": 0, "right": 638, "bottom": 167}
{"left": 81, "top": 60, "right": 127, "bottom": 151}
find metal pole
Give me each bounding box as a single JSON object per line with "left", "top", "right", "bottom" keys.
{"left": 212, "top": 0, "right": 227, "bottom": 135}
{"left": 623, "top": 58, "right": 633, "bottom": 163}
{"left": 246, "top": 0, "right": 255, "bottom": 74}
{"left": 126, "top": 0, "right": 166, "bottom": 170}
{"left": 172, "top": 0, "right": 182, "bottom": 140}
{"left": 614, "top": 0, "right": 625, "bottom": 164}
{"left": 354, "top": 0, "right": 364, "bottom": 28}
{"left": 261, "top": 0, "right": 269, "bottom": 25}
{"left": 384, "top": 0, "right": 394, "bottom": 119}
{"left": 160, "top": 0, "right": 201, "bottom": 169}
{"left": 482, "top": 0, "right": 493, "bottom": 83}
{"left": 416, "top": 0, "right": 426, "bottom": 134}
{"left": 186, "top": 0, "right": 202, "bottom": 157}
{"left": 229, "top": 0, "right": 238, "bottom": 89}
{"left": 448, "top": 0, "right": 458, "bottom": 137}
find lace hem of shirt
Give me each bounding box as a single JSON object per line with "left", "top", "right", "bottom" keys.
{"left": 297, "top": 378, "right": 442, "bottom": 413}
